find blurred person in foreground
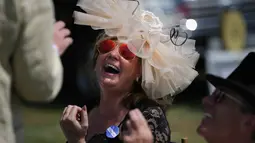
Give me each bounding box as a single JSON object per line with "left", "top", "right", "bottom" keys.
{"left": 197, "top": 52, "right": 255, "bottom": 143}
{"left": 0, "top": 0, "right": 73, "bottom": 143}
{"left": 59, "top": 0, "right": 200, "bottom": 142}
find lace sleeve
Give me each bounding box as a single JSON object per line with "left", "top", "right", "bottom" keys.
{"left": 142, "top": 106, "right": 171, "bottom": 143}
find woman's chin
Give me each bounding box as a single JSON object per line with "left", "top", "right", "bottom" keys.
{"left": 100, "top": 76, "right": 119, "bottom": 88}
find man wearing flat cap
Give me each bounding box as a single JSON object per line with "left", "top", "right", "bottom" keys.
{"left": 197, "top": 52, "right": 255, "bottom": 143}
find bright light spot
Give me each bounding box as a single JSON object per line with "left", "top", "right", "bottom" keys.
{"left": 186, "top": 19, "right": 197, "bottom": 31}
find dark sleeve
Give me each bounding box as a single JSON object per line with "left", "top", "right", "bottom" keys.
{"left": 142, "top": 106, "right": 171, "bottom": 143}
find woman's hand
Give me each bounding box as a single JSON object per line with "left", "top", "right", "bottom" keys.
{"left": 60, "top": 105, "right": 88, "bottom": 143}
{"left": 122, "top": 109, "right": 153, "bottom": 143}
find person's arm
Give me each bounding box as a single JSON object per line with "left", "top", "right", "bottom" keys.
{"left": 12, "top": 0, "right": 63, "bottom": 102}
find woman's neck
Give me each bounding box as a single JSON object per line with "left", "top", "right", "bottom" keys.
{"left": 98, "top": 91, "right": 129, "bottom": 120}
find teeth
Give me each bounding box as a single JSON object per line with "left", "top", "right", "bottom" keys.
{"left": 106, "top": 64, "right": 119, "bottom": 71}
{"left": 204, "top": 113, "right": 212, "bottom": 118}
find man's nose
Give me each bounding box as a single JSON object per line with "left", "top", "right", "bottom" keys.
{"left": 202, "top": 95, "right": 214, "bottom": 107}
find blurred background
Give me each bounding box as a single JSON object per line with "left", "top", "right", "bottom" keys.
{"left": 22, "top": 0, "right": 255, "bottom": 143}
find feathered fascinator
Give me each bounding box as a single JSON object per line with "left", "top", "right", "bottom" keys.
{"left": 74, "top": 0, "right": 200, "bottom": 102}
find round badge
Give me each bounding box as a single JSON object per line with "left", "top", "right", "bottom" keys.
{"left": 106, "top": 125, "right": 120, "bottom": 138}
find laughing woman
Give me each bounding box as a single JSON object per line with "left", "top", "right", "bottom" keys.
{"left": 60, "top": 0, "right": 200, "bottom": 143}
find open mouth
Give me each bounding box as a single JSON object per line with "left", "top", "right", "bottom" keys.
{"left": 104, "top": 64, "right": 120, "bottom": 74}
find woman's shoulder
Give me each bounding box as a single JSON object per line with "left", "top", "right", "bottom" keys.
{"left": 136, "top": 98, "right": 168, "bottom": 124}
{"left": 135, "top": 98, "right": 171, "bottom": 142}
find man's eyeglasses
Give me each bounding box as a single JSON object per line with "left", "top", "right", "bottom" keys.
{"left": 211, "top": 89, "right": 243, "bottom": 106}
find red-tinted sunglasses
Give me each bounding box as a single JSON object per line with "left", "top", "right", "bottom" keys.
{"left": 97, "top": 39, "right": 136, "bottom": 60}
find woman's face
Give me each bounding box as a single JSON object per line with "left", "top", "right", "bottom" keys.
{"left": 95, "top": 39, "right": 141, "bottom": 92}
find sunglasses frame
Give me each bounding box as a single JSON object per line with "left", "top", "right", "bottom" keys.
{"left": 96, "top": 39, "right": 136, "bottom": 61}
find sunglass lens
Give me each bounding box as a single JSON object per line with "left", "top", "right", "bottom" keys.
{"left": 99, "top": 40, "right": 115, "bottom": 54}
{"left": 119, "top": 43, "right": 135, "bottom": 60}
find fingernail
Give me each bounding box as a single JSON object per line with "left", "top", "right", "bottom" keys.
{"left": 129, "top": 110, "right": 135, "bottom": 117}
{"left": 133, "top": 109, "right": 139, "bottom": 115}
{"left": 82, "top": 105, "right": 87, "bottom": 111}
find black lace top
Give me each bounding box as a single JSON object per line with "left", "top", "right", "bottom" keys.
{"left": 87, "top": 99, "right": 171, "bottom": 143}
{"left": 66, "top": 98, "right": 171, "bottom": 143}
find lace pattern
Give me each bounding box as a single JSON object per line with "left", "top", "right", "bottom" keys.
{"left": 142, "top": 106, "right": 170, "bottom": 143}
{"left": 66, "top": 100, "right": 171, "bottom": 143}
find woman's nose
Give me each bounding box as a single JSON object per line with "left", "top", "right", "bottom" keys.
{"left": 107, "top": 46, "right": 120, "bottom": 60}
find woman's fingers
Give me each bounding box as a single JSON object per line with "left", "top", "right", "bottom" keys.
{"left": 62, "top": 105, "right": 73, "bottom": 120}
{"left": 133, "top": 109, "right": 147, "bottom": 126}
{"left": 80, "top": 105, "right": 88, "bottom": 128}
{"left": 69, "top": 106, "right": 82, "bottom": 121}
{"left": 123, "top": 134, "right": 133, "bottom": 143}
{"left": 123, "top": 109, "right": 153, "bottom": 143}
{"left": 82, "top": 105, "right": 87, "bottom": 111}
{"left": 123, "top": 121, "right": 134, "bottom": 143}
{"left": 129, "top": 109, "right": 146, "bottom": 130}
{"left": 123, "top": 109, "right": 144, "bottom": 142}
{"left": 61, "top": 105, "right": 82, "bottom": 122}
{"left": 61, "top": 107, "right": 67, "bottom": 120}
{"left": 124, "top": 120, "right": 132, "bottom": 135}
